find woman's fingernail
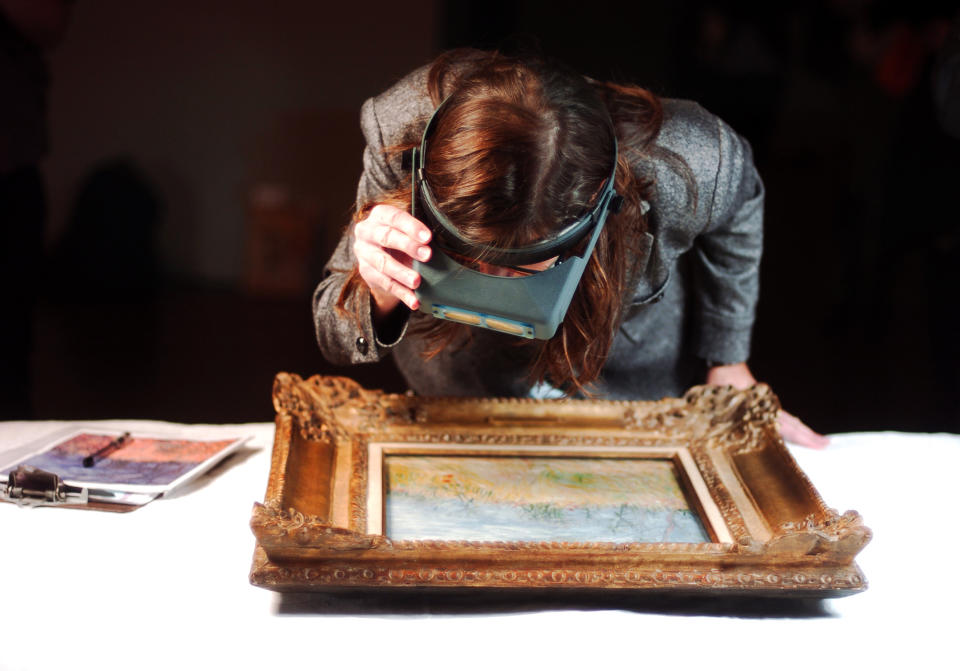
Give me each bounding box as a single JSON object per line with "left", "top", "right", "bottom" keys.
{"left": 418, "top": 247, "right": 430, "bottom": 260}
{"left": 418, "top": 230, "right": 430, "bottom": 242}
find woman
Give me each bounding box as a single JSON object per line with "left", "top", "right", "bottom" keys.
{"left": 314, "top": 49, "right": 826, "bottom": 448}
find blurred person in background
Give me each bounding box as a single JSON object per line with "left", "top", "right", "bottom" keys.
{"left": 0, "top": 0, "right": 74, "bottom": 419}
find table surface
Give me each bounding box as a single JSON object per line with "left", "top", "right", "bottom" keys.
{"left": 1, "top": 419, "right": 957, "bottom": 671}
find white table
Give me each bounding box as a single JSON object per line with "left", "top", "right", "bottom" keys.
{"left": 1, "top": 421, "right": 956, "bottom": 671}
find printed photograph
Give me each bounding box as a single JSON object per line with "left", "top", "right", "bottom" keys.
{"left": 1, "top": 431, "right": 240, "bottom": 490}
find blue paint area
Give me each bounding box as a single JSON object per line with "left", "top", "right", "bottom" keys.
{"left": 387, "top": 494, "right": 710, "bottom": 543}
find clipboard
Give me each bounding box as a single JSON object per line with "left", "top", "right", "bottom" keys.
{"left": 0, "top": 427, "right": 251, "bottom": 512}
{"left": 0, "top": 464, "right": 155, "bottom": 512}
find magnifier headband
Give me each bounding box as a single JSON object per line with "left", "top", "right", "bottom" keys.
{"left": 411, "top": 99, "right": 622, "bottom": 266}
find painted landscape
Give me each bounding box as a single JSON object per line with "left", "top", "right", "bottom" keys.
{"left": 384, "top": 455, "right": 709, "bottom": 543}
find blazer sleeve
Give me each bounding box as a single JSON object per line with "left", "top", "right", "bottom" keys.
{"left": 690, "top": 117, "right": 764, "bottom": 365}
{"left": 311, "top": 96, "right": 410, "bottom": 365}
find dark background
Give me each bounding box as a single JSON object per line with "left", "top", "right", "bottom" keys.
{"left": 6, "top": 0, "right": 959, "bottom": 433}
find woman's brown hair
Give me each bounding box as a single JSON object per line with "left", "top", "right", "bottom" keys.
{"left": 339, "top": 48, "right": 669, "bottom": 396}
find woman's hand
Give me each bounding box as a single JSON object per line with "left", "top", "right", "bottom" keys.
{"left": 353, "top": 204, "right": 433, "bottom": 321}
{"left": 705, "top": 362, "right": 830, "bottom": 449}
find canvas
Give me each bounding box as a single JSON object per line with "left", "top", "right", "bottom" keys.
{"left": 383, "top": 455, "right": 709, "bottom": 543}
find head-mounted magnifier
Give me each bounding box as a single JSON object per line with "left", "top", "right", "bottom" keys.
{"left": 411, "top": 101, "right": 623, "bottom": 340}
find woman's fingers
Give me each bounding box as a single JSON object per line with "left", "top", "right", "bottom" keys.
{"left": 355, "top": 204, "right": 432, "bottom": 262}
{"left": 357, "top": 259, "right": 419, "bottom": 312}
{"left": 355, "top": 240, "right": 421, "bottom": 289}
{"left": 778, "top": 410, "right": 830, "bottom": 449}
{"left": 355, "top": 241, "right": 421, "bottom": 311}
{"left": 353, "top": 204, "right": 433, "bottom": 313}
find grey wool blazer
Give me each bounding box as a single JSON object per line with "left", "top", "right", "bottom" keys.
{"left": 313, "top": 63, "right": 764, "bottom": 400}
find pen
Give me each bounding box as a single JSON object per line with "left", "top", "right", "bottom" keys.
{"left": 82, "top": 432, "right": 131, "bottom": 468}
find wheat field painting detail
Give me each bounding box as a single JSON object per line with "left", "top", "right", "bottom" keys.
{"left": 384, "top": 455, "right": 709, "bottom": 543}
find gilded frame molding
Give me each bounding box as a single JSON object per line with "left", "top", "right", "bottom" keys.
{"left": 249, "top": 374, "right": 871, "bottom": 596}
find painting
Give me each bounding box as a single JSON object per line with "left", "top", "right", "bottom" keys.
{"left": 384, "top": 455, "right": 709, "bottom": 543}
{"left": 249, "top": 374, "right": 873, "bottom": 597}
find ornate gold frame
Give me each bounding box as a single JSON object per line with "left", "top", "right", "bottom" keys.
{"left": 250, "top": 374, "right": 871, "bottom": 596}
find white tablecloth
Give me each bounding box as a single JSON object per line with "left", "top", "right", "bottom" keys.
{"left": 1, "top": 421, "right": 957, "bottom": 671}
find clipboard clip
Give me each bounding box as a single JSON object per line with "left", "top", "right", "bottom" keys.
{"left": 2, "top": 465, "right": 89, "bottom": 508}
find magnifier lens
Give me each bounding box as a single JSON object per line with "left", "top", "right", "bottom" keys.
{"left": 483, "top": 318, "right": 528, "bottom": 336}
{"left": 435, "top": 307, "right": 482, "bottom": 326}
{"left": 432, "top": 305, "right": 535, "bottom": 338}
